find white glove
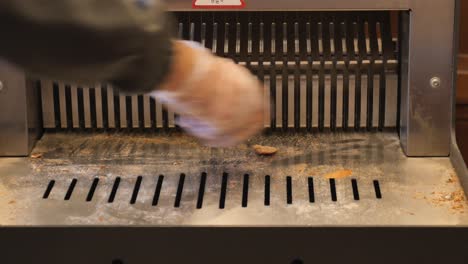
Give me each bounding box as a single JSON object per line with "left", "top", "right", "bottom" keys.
{"left": 150, "top": 40, "right": 264, "bottom": 147}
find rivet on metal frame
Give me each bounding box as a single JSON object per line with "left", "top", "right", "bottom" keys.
{"left": 430, "top": 77, "right": 441, "bottom": 88}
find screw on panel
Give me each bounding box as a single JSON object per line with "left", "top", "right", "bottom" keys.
{"left": 430, "top": 77, "right": 441, "bottom": 88}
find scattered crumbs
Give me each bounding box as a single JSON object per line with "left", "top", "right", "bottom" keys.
{"left": 444, "top": 194, "right": 454, "bottom": 201}
{"left": 453, "top": 190, "right": 465, "bottom": 203}
{"left": 324, "top": 169, "right": 353, "bottom": 179}
{"left": 416, "top": 189, "right": 467, "bottom": 214}
{"left": 446, "top": 174, "right": 458, "bottom": 184}
{"left": 8, "top": 200, "right": 15, "bottom": 205}
{"left": 30, "top": 153, "right": 43, "bottom": 159}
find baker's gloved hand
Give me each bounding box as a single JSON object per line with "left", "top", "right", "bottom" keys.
{"left": 149, "top": 40, "right": 264, "bottom": 147}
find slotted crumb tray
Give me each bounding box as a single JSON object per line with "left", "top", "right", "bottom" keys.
{"left": 0, "top": 132, "right": 467, "bottom": 226}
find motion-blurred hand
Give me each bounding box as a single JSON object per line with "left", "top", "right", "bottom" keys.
{"left": 150, "top": 40, "right": 264, "bottom": 147}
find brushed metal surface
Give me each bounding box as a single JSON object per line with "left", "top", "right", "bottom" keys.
{"left": 0, "top": 60, "right": 41, "bottom": 156}
{"left": 0, "top": 132, "right": 467, "bottom": 226}
{"left": 399, "top": 0, "right": 456, "bottom": 156}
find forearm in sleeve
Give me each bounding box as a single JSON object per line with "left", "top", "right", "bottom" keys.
{"left": 0, "top": 0, "right": 173, "bottom": 94}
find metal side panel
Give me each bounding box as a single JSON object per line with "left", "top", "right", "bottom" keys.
{"left": 399, "top": 0, "right": 456, "bottom": 156}
{"left": 0, "top": 132, "right": 467, "bottom": 226}
{"left": 0, "top": 60, "right": 42, "bottom": 157}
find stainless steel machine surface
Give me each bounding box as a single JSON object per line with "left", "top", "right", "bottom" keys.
{"left": 0, "top": 132, "right": 466, "bottom": 226}
{"left": 0, "top": 0, "right": 466, "bottom": 262}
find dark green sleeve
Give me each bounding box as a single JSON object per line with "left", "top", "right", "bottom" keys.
{"left": 0, "top": 0, "right": 173, "bottom": 94}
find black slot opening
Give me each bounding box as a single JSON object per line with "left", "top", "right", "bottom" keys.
{"left": 130, "top": 176, "right": 143, "bottom": 205}
{"left": 197, "top": 172, "right": 207, "bottom": 209}
{"left": 125, "top": 96, "right": 132, "bottom": 128}
{"left": 264, "top": 175, "right": 271, "bottom": 206}
{"left": 101, "top": 85, "right": 109, "bottom": 129}
{"left": 219, "top": 172, "right": 228, "bottom": 209}
{"left": 43, "top": 180, "right": 55, "bottom": 199}
{"left": 174, "top": 173, "right": 186, "bottom": 208}
{"left": 113, "top": 91, "right": 121, "bottom": 129}
{"left": 330, "top": 178, "right": 337, "bottom": 202}
{"left": 52, "top": 82, "right": 61, "bottom": 129}
{"left": 65, "top": 85, "right": 73, "bottom": 129}
{"left": 89, "top": 87, "right": 97, "bottom": 129}
{"left": 351, "top": 179, "right": 360, "bottom": 201}
{"left": 242, "top": 174, "right": 250, "bottom": 207}
{"left": 308, "top": 177, "right": 315, "bottom": 203}
{"left": 86, "top": 178, "right": 99, "bottom": 202}
{"left": 137, "top": 95, "right": 144, "bottom": 129}
{"left": 286, "top": 176, "right": 293, "bottom": 204}
{"left": 374, "top": 180, "right": 382, "bottom": 199}
{"left": 330, "top": 63, "right": 337, "bottom": 131}
{"left": 282, "top": 59, "right": 289, "bottom": 130}
{"left": 152, "top": 175, "right": 164, "bottom": 206}
{"left": 108, "top": 177, "right": 121, "bottom": 203}
{"left": 149, "top": 98, "right": 157, "bottom": 129}
{"left": 77, "top": 87, "right": 85, "bottom": 129}
{"left": 64, "top": 178, "right": 77, "bottom": 201}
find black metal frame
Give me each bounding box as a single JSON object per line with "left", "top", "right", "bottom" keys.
{"left": 1, "top": 227, "right": 468, "bottom": 263}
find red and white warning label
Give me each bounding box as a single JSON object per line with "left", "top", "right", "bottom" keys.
{"left": 192, "top": 0, "right": 246, "bottom": 9}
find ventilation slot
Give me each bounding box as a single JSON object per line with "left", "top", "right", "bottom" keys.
{"left": 86, "top": 178, "right": 99, "bottom": 202}
{"left": 351, "top": 179, "right": 360, "bottom": 201}
{"left": 65, "top": 178, "right": 78, "bottom": 201}
{"left": 286, "top": 176, "right": 293, "bottom": 204}
{"left": 330, "top": 178, "right": 337, "bottom": 202}
{"left": 152, "top": 175, "right": 164, "bottom": 206}
{"left": 196, "top": 172, "right": 207, "bottom": 209}
{"left": 242, "top": 174, "right": 250, "bottom": 208}
{"left": 308, "top": 177, "right": 315, "bottom": 203}
{"left": 374, "top": 180, "right": 382, "bottom": 199}
{"left": 108, "top": 177, "right": 121, "bottom": 203}
{"left": 264, "top": 175, "right": 271, "bottom": 206}
{"left": 130, "top": 176, "right": 143, "bottom": 205}
{"left": 42, "top": 175, "right": 384, "bottom": 206}
{"left": 219, "top": 172, "right": 229, "bottom": 209}
{"left": 43, "top": 180, "right": 55, "bottom": 199}
{"left": 174, "top": 173, "right": 186, "bottom": 208}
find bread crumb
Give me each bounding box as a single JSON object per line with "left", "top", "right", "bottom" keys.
{"left": 30, "top": 153, "right": 43, "bottom": 159}
{"left": 253, "top": 145, "right": 278, "bottom": 155}
{"left": 324, "top": 169, "right": 353, "bottom": 179}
